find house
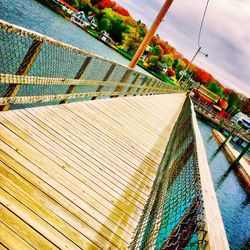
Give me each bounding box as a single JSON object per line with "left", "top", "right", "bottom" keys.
{"left": 71, "top": 11, "right": 90, "bottom": 28}
{"left": 87, "top": 15, "right": 98, "bottom": 30}
{"left": 98, "top": 31, "right": 115, "bottom": 45}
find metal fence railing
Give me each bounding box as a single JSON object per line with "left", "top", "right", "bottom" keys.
{"left": 130, "top": 97, "right": 229, "bottom": 250}
{"left": 0, "top": 20, "right": 181, "bottom": 111}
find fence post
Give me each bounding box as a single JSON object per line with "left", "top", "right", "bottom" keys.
{"left": 148, "top": 79, "right": 157, "bottom": 95}
{"left": 233, "top": 141, "right": 250, "bottom": 166}
{"left": 133, "top": 76, "right": 147, "bottom": 96}
{"left": 125, "top": 72, "right": 140, "bottom": 96}
{"left": 0, "top": 39, "right": 43, "bottom": 111}
{"left": 91, "top": 63, "right": 116, "bottom": 100}
{"left": 141, "top": 78, "right": 153, "bottom": 96}
{"left": 111, "top": 68, "right": 133, "bottom": 98}
{"left": 60, "top": 56, "right": 92, "bottom": 104}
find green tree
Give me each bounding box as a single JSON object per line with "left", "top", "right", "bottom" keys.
{"left": 100, "top": 8, "right": 127, "bottom": 43}
{"left": 207, "top": 81, "right": 224, "bottom": 95}
{"left": 150, "top": 45, "right": 164, "bottom": 57}
{"left": 109, "top": 18, "right": 126, "bottom": 42}
{"left": 120, "top": 26, "right": 143, "bottom": 53}
{"left": 148, "top": 55, "right": 159, "bottom": 64}
{"left": 67, "top": 0, "right": 79, "bottom": 8}
{"left": 224, "top": 89, "right": 239, "bottom": 114}
{"left": 147, "top": 55, "right": 159, "bottom": 70}
{"left": 161, "top": 54, "right": 174, "bottom": 69}
{"left": 99, "top": 17, "right": 112, "bottom": 31}
{"left": 79, "top": 2, "right": 100, "bottom": 14}
{"left": 174, "top": 58, "right": 186, "bottom": 71}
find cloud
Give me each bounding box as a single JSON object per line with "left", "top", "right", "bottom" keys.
{"left": 116, "top": 0, "right": 250, "bottom": 97}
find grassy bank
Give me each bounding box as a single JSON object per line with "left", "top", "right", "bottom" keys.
{"left": 117, "top": 48, "right": 178, "bottom": 87}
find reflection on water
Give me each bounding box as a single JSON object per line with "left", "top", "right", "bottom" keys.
{"left": 197, "top": 118, "right": 250, "bottom": 250}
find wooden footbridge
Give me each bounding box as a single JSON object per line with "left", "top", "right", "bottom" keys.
{"left": 0, "top": 20, "right": 229, "bottom": 249}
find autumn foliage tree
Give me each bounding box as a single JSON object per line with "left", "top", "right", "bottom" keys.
{"left": 94, "top": 0, "right": 116, "bottom": 9}
{"left": 113, "top": 6, "right": 130, "bottom": 16}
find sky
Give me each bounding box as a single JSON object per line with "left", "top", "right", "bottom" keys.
{"left": 115, "top": 0, "right": 250, "bottom": 97}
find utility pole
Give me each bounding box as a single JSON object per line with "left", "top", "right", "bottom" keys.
{"left": 128, "top": 0, "right": 174, "bottom": 69}
{"left": 177, "top": 46, "right": 201, "bottom": 86}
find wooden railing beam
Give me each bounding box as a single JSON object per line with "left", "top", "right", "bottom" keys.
{"left": 0, "top": 39, "right": 43, "bottom": 111}
{"left": 111, "top": 69, "right": 133, "bottom": 98}
{"left": 91, "top": 63, "right": 116, "bottom": 100}
{"left": 60, "top": 56, "right": 92, "bottom": 104}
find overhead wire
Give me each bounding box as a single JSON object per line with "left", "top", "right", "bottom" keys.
{"left": 198, "top": 0, "right": 210, "bottom": 47}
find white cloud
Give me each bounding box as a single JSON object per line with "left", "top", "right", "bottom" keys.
{"left": 116, "top": 0, "right": 250, "bottom": 97}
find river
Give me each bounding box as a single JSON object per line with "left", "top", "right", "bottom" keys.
{"left": 0, "top": 0, "right": 249, "bottom": 249}
{"left": 197, "top": 118, "right": 249, "bottom": 250}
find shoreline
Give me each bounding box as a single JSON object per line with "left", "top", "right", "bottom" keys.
{"left": 36, "top": 0, "right": 178, "bottom": 87}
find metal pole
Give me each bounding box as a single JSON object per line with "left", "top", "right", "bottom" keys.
{"left": 177, "top": 46, "right": 201, "bottom": 85}
{"left": 233, "top": 141, "right": 250, "bottom": 165}
{"left": 128, "top": 0, "right": 174, "bottom": 68}
{"left": 223, "top": 127, "right": 237, "bottom": 145}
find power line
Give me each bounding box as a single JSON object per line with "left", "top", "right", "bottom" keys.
{"left": 198, "top": 0, "right": 210, "bottom": 47}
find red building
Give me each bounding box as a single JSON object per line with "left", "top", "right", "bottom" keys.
{"left": 191, "top": 85, "right": 231, "bottom": 120}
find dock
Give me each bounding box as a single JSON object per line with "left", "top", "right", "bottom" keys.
{"left": 193, "top": 99, "right": 250, "bottom": 145}
{"left": 212, "top": 129, "right": 250, "bottom": 189}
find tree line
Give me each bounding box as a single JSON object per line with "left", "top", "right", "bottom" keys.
{"left": 60, "top": 0, "right": 250, "bottom": 116}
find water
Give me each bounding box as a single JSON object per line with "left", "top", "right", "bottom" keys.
{"left": 0, "top": 0, "right": 147, "bottom": 74}
{"left": 198, "top": 118, "right": 250, "bottom": 250}
{"left": 0, "top": 0, "right": 249, "bottom": 249}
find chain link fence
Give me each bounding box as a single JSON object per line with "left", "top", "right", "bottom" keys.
{"left": 0, "top": 20, "right": 181, "bottom": 111}
{"left": 130, "top": 97, "right": 208, "bottom": 250}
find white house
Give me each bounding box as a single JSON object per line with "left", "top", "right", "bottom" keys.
{"left": 71, "top": 11, "right": 90, "bottom": 28}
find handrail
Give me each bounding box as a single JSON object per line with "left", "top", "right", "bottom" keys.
{"left": 130, "top": 96, "right": 229, "bottom": 249}
{"left": 0, "top": 19, "right": 181, "bottom": 110}
{"left": 191, "top": 99, "right": 230, "bottom": 250}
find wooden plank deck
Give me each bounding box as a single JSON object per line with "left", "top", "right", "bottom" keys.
{"left": 0, "top": 94, "right": 186, "bottom": 249}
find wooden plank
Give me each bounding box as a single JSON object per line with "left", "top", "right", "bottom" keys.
{"left": 1, "top": 111, "right": 149, "bottom": 201}
{"left": 57, "top": 105, "right": 160, "bottom": 166}
{"left": 11, "top": 109, "right": 150, "bottom": 200}
{"left": 0, "top": 91, "right": 124, "bottom": 105}
{"left": 0, "top": 124, "right": 141, "bottom": 227}
{"left": 43, "top": 106, "right": 156, "bottom": 182}
{"left": 50, "top": 105, "right": 160, "bottom": 167}
{"left": 0, "top": 74, "right": 164, "bottom": 92}
{"left": 0, "top": 188, "right": 82, "bottom": 250}
{"left": 0, "top": 150, "right": 132, "bottom": 246}
{"left": 0, "top": 221, "right": 35, "bottom": 250}
{"left": 66, "top": 101, "right": 162, "bottom": 154}
{"left": 0, "top": 244, "right": 9, "bottom": 250}
{"left": 0, "top": 161, "right": 127, "bottom": 248}
{"left": 0, "top": 172, "right": 106, "bottom": 249}
{"left": 66, "top": 101, "right": 165, "bottom": 159}
{"left": 25, "top": 107, "right": 155, "bottom": 187}
{"left": 0, "top": 93, "right": 187, "bottom": 249}
{"left": 0, "top": 117, "right": 146, "bottom": 212}
{"left": 0, "top": 202, "right": 58, "bottom": 249}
